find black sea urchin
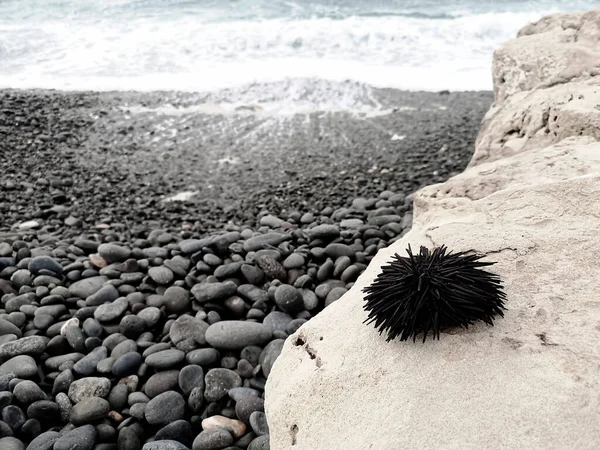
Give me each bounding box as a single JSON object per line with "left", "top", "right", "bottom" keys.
{"left": 363, "top": 245, "right": 506, "bottom": 342}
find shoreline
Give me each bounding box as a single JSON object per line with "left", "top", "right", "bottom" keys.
{"left": 0, "top": 87, "right": 493, "bottom": 237}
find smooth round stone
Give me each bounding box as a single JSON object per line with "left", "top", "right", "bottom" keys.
{"left": 129, "top": 402, "right": 146, "bottom": 420}
{"left": 0, "top": 336, "right": 47, "bottom": 360}
{"left": 28, "top": 256, "right": 63, "bottom": 275}
{"left": 119, "top": 315, "right": 146, "bottom": 338}
{"left": 324, "top": 242, "right": 355, "bottom": 259}
{"left": 111, "top": 340, "right": 137, "bottom": 359}
{"left": 308, "top": 224, "right": 340, "bottom": 240}
{"left": 0, "top": 319, "right": 23, "bottom": 338}
{"left": 26, "top": 400, "right": 60, "bottom": 421}
{"left": 97, "top": 244, "right": 131, "bottom": 264}
{"left": 204, "top": 369, "right": 242, "bottom": 402}
{"left": 142, "top": 440, "right": 190, "bottom": 450}
{"left": 249, "top": 411, "right": 269, "bottom": 436}
{"left": 2, "top": 404, "right": 25, "bottom": 429}
{"left": 235, "top": 396, "right": 265, "bottom": 424}
{"left": 137, "top": 307, "right": 161, "bottom": 328}
{"left": 186, "top": 348, "right": 220, "bottom": 366}
{"left": 144, "top": 391, "right": 185, "bottom": 425}
{"left": 0, "top": 355, "right": 37, "bottom": 377}
{"left": 24, "top": 431, "right": 60, "bottom": 450}
{"left": 191, "top": 281, "right": 237, "bottom": 303}
{"left": 53, "top": 369, "right": 75, "bottom": 395}
{"left": 55, "top": 392, "right": 72, "bottom": 422}
{"left": 70, "top": 397, "right": 110, "bottom": 425}
{"left": 228, "top": 387, "right": 261, "bottom": 402}
{"left": 0, "top": 437, "right": 25, "bottom": 450}
{"left": 248, "top": 435, "right": 270, "bottom": 450}
{"left": 286, "top": 319, "right": 307, "bottom": 335}
{"left": 274, "top": 285, "right": 304, "bottom": 314}
{"left": 325, "top": 287, "right": 348, "bottom": 307}
{"left": 94, "top": 298, "right": 128, "bottom": 322}
{"left": 118, "top": 426, "right": 141, "bottom": 450}
{"left": 169, "top": 315, "right": 208, "bottom": 346}
{"left": 282, "top": 253, "right": 304, "bottom": 270}
{"left": 178, "top": 365, "right": 204, "bottom": 396}
{"left": 300, "top": 289, "right": 319, "bottom": 311}
{"left": 259, "top": 340, "right": 285, "bottom": 378}
{"left": 192, "top": 428, "right": 233, "bottom": 450}
{"left": 262, "top": 312, "right": 293, "bottom": 333}
{"left": 240, "top": 264, "right": 264, "bottom": 285}
{"left": 112, "top": 352, "right": 143, "bottom": 377}
{"left": 243, "top": 233, "right": 289, "bottom": 252}
{"left": 13, "top": 380, "right": 46, "bottom": 404}
{"left": 213, "top": 262, "right": 242, "bottom": 279}
{"left": 144, "top": 370, "right": 180, "bottom": 398}
{"left": 154, "top": 420, "right": 192, "bottom": 446}
{"left": 54, "top": 424, "right": 97, "bottom": 450}
{"left": 205, "top": 322, "right": 271, "bottom": 350}
{"left": 68, "top": 377, "right": 111, "bottom": 403}
{"left": 148, "top": 266, "right": 174, "bottom": 285}
{"left": 73, "top": 346, "right": 107, "bottom": 376}
{"left": 68, "top": 277, "right": 108, "bottom": 300}
{"left": 162, "top": 287, "right": 190, "bottom": 314}
{"left": 145, "top": 349, "right": 185, "bottom": 369}
{"left": 85, "top": 285, "right": 120, "bottom": 307}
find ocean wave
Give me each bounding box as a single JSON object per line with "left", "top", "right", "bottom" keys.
{"left": 0, "top": 0, "right": 595, "bottom": 92}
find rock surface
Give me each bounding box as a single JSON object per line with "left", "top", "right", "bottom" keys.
{"left": 265, "top": 9, "right": 600, "bottom": 450}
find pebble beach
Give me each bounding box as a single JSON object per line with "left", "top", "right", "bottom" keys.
{"left": 0, "top": 87, "right": 492, "bottom": 450}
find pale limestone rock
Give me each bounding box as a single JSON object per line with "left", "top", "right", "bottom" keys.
{"left": 471, "top": 80, "right": 600, "bottom": 166}
{"left": 266, "top": 173, "right": 600, "bottom": 450}
{"left": 421, "top": 136, "right": 600, "bottom": 209}
{"left": 201, "top": 415, "right": 247, "bottom": 438}
{"left": 493, "top": 9, "right": 600, "bottom": 104}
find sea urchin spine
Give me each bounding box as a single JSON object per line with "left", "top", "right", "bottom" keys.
{"left": 363, "top": 245, "right": 506, "bottom": 342}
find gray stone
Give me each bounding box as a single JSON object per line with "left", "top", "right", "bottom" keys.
{"left": 240, "top": 264, "right": 264, "bottom": 285}
{"left": 259, "top": 339, "right": 285, "bottom": 378}
{"left": 178, "top": 365, "right": 204, "bottom": 396}
{"left": 368, "top": 215, "right": 402, "bottom": 226}
{"left": 214, "top": 262, "right": 243, "bottom": 279}
{"left": 145, "top": 391, "right": 185, "bottom": 426}
{"left": 137, "top": 307, "right": 161, "bottom": 327}
{"left": 235, "top": 396, "right": 265, "bottom": 423}
{"left": 145, "top": 349, "right": 185, "bottom": 369}
{"left": 243, "top": 233, "right": 290, "bottom": 252}
{"left": 250, "top": 411, "right": 269, "bottom": 436}
{"left": 0, "top": 355, "right": 37, "bottom": 377}
{"left": 54, "top": 424, "right": 96, "bottom": 450}
{"left": 28, "top": 256, "right": 63, "bottom": 275}
{"left": 178, "top": 238, "right": 212, "bottom": 254}
{"left": 73, "top": 346, "right": 107, "bottom": 376}
{"left": 204, "top": 369, "right": 242, "bottom": 402}
{"left": 274, "top": 285, "right": 304, "bottom": 314}
{"left": 68, "top": 277, "right": 108, "bottom": 299}
{"left": 163, "top": 286, "right": 190, "bottom": 314}
{"left": 0, "top": 437, "right": 25, "bottom": 450}
{"left": 170, "top": 315, "right": 208, "bottom": 346}
{"left": 308, "top": 224, "right": 340, "bottom": 240}
{"left": 186, "top": 348, "right": 220, "bottom": 367}
{"left": 112, "top": 352, "right": 143, "bottom": 377}
{"left": 70, "top": 397, "right": 110, "bottom": 425}
{"left": 97, "top": 244, "right": 131, "bottom": 263}
{"left": 191, "top": 281, "right": 237, "bottom": 303}
{"left": 192, "top": 428, "right": 233, "bottom": 450}
{"left": 85, "top": 285, "right": 119, "bottom": 306}
{"left": 0, "top": 336, "right": 46, "bottom": 361}
{"left": 142, "top": 440, "right": 190, "bottom": 450}
{"left": 25, "top": 431, "right": 60, "bottom": 450}
{"left": 94, "top": 298, "right": 128, "bottom": 322}
{"left": 262, "top": 312, "right": 293, "bottom": 333}
{"left": 148, "top": 266, "right": 174, "bottom": 285}
{"left": 325, "top": 287, "right": 348, "bottom": 307}
{"left": 228, "top": 387, "right": 261, "bottom": 402}
{"left": 13, "top": 380, "right": 46, "bottom": 404}
{"left": 68, "top": 377, "right": 111, "bottom": 403}
{"left": 282, "top": 253, "right": 305, "bottom": 270}
{"left": 205, "top": 322, "right": 272, "bottom": 350}
{"left": 248, "top": 435, "right": 270, "bottom": 450}
{"left": 324, "top": 244, "right": 354, "bottom": 258}
{"left": 144, "top": 370, "right": 180, "bottom": 398}
{"left": 0, "top": 319, "right": 22, "bottom": 338}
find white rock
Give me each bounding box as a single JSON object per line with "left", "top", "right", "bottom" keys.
{"left": 60, "top": 318, "right": 80, "bottom": 336}
{"left": 201, "top": 415, "right": 246, "bottom": 438}
{"left": 17, "top": 220, "right": 39, "bottom": 230}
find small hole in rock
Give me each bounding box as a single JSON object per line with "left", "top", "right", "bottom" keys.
{"left": 293, "top": 337, "right": 305, "bottom": 346}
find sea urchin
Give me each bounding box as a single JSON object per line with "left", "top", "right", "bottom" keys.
{"left": 363, "top": 245, "right": 506, "bottom": 342}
